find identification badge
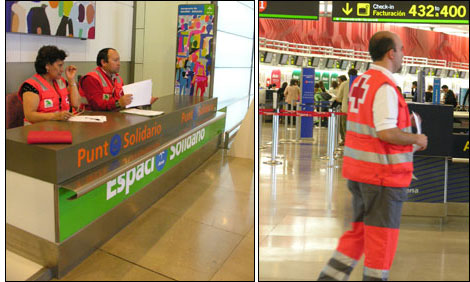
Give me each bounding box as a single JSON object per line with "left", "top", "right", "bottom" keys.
{"left": 103, "top": 94, "right": 110, "bottom": 101}
{"left": 44, "top": 99, "right": 53, "bottom": 108}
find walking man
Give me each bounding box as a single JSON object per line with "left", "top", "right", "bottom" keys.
{"left": 317, "top": 31, "right": 428, "bottom": 281}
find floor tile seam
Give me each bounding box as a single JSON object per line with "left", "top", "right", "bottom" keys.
{"left": 98, "top": 249, "right": 177, "bottom": 281}
{"left": 152, "top": 206, "right": 251, "bottom": 237}
{"left": 207, "top": 228, "right": 253, "bottom": 281}
{"left": 180, "top": 212, "right": 254, "bottom": 236}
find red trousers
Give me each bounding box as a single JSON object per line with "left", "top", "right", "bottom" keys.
{"left": 318, "top": 180, "right": 407, "bottom": 281}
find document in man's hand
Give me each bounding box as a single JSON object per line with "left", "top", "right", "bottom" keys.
{"left": 122, "top": 79, "right": 153, "bottom": 108}
{"left": 121, "top": 108, "right": 164, "bottom": 116}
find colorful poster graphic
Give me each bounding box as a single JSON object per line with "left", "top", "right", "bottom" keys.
{"left": 175, "top": 4, "right": 215, "bottom": 97}
{"left": 6, "top": 1, "right": 96, "bottom": 39}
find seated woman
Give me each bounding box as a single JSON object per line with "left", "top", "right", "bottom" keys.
{"left": 18, "top": 45, "right": 81, "bottom": 124}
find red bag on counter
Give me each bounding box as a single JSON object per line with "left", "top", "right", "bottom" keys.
{"left": 27, "top": 131, "right": 73, "bottom": 144}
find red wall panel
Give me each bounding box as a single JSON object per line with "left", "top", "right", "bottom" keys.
{"left": 260, "top": 17, "right": 469, "bottom": 63}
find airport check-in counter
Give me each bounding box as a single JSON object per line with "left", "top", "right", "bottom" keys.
{"left": 6, "top": 95, "right": 225, "bottom": 278}
{"left": 405, "top": 103, "right": 469, "bottom": 218}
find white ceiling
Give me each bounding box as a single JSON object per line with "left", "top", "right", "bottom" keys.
{"left": 318, "top": 1, "right": 469, "bottom": 37}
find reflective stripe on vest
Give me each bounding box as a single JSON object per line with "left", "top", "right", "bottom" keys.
{"left": 56, "top": 79, "right": 66, "bottom": 89}
{"left": 344, "top": 146, "right": 413, "bottom": 165}
{"left": 347, "top": 120, "right": 413, "bottom": 138}
{"left": 94, "top": 70, "right": 108, "bottom": 87}
{"left": 30, "top": 76, "right": 48, "bottom": 91}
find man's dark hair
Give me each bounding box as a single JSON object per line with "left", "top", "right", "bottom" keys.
{"left": 34, "top": 45, "right": 67, "bottom": 74}
{"left": 97, "top": 48, "right": 116, "bottom": 66}
{"left": 412, "top": 81, "right": 418, "bottom": 86}
{"left": 338, "top": 75, "right": 347, "bottom": 82}
{"left": 442, "top": 85, "right": 449, "bottom": 89}
{"left": 369, "top": 32, "right": 396, "bottom": 62}
{"left": 348, "top": 68, "right": 358, "bottom": 77}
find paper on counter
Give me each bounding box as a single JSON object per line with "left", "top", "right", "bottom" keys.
{"left": 122, "top": 79, "right": 152, "bottom": 108}
{"left": 121, "top": 108, "right": 164, "bottom": 117}
{"left": 68, "top": 115, "right": 107, "bottom": 123}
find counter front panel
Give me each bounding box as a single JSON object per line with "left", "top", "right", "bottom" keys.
{"left": 58, "top": 114, "right": 225, "bottom": 242}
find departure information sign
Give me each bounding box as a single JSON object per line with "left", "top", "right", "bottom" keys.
{"left": 259, "top": 1, "right": 319, "bottom": 20}
{"left": 332, "top": 1, "right": 469, "bottom": 24}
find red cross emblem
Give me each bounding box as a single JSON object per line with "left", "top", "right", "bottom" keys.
{"left": 349, "top": 75, "right": 370, "bottom": 113}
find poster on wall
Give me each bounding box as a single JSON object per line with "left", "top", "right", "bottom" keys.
{"left": 6, "top": 1, "right": 96, "bottom": 39}
{"left": 175, "top": 4, "right": 216, "bottom": 97}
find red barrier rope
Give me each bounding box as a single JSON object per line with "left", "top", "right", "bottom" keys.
{"left": 258, "top": 110, "right": 347, "bottom": 117}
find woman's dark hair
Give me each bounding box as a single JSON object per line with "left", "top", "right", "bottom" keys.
{"left": 314, "top": 83, "right": 320, "bottom": 88}
{"left": 290, "top": 79, "right": 296, "bottom": 86}
{"left": 281, "top": 82, "right": 288, "bottom": 89}
{"left": 369, "top": 33, "right": 396, "bottom": 62}
{"left": 348, "top": 68, "right": 358, "bottom": 76}
{"left": 331, "top": 81, "right": 339, "bottom": 89}
{"left": 34, "top": 45, "right": 67, "bottom": 74}
{"left": 97, "top": 48, "right": 116, "bottom": 66}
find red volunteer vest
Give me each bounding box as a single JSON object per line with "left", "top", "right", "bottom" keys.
{"left": 342, "top": 69, "right": 413, "bottom": 188}
{"left": 18, "top": 74, "right": 70, "bottom": 116}
{"left": 79, "top": 67, "right": 124, "bottom": 107}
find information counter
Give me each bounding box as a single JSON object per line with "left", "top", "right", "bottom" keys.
{"left": 6, "top": 95, "right": 225, "bottom": 278}
{"left": 404, "top": 103, "right": 468, "bottom": 219}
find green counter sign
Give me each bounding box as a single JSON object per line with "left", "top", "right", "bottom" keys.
{"left": 259, "top": 1, "right": 319, "bottom": 20}
{"left": 59, "top": 118, "right": 225, "bottom": 242}
{"left": 332, "top": 1, "right": 469, "bottom": 24}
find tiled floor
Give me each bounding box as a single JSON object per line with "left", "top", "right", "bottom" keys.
{"left": 7, "top": 150, "right": 254, "bottom": 281}
{"left": 259, "top": 122, "right": 469, "bottom": 281}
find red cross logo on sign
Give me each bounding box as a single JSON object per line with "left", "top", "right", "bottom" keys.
{"left": 349, "top": 75, "right": 371, "bottom": 113}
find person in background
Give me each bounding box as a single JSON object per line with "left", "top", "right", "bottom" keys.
{"left": 337, "top": 75, "right": 347, "bottom": 86}
{"left": 396, "top": 86, "right": 403, "bottom": 98}
{"left": 463, "top": 88, "right": 469, "bottom": 111}
{"left": 425, "top": 85, "right": 433, "bottom": 102}
{"left": 411, "top": 81, "right": 418, "bottom": 102}
{"left": 318, "top": 81, "right": 327, "bottom": 93}
{"left": 329, "top": 80, "right": 339, "bottom": 100}
{"left": 80, "top": 48, "right": 158, "bottom": 111}
{"left": 336, "top": 69, "right": 358, "bottom": 145}
{"left": 277, "top": 82, "right": 288, "bottom": 109}
{"left": 18, "top": 45, "right": 81, "bottom": 124}
{"left": 442, "top": 85, "right": 457, "bottom": 107}
{"left": 284, "top": 79, "right": 301, "bottom": 106}
{"left": 317, "top": 31, "right": 427, "bottom": 281}
{"left": 284, "top": 79, "right": 301, "bottom": 125}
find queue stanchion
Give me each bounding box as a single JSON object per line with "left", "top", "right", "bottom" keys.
{"left": 259, "top": 104, "right": 267, "bottom": 150}
{"left": 289, "top": 100, "right": 295, "bottom": 130}
{"left": 294, "top": 101, "right": 302, "bottom": 143}
{"left": 320, "top": 109, "right": 337, "bottom": 165}
{"left": 335, "top": 112, "right": 345, "bottom": 152}
{"left": 279, "top": 102, "right": 292, "bottom": 143}
{"left": 264, "top": 93, "right": 282, "bottom": 165}
{"left": 328, "top": 111, "right": 338, "bottom": 167}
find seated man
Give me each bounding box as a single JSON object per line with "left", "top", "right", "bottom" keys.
{"left": 80, "top": 48, "right": 157, "bottom": 111}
